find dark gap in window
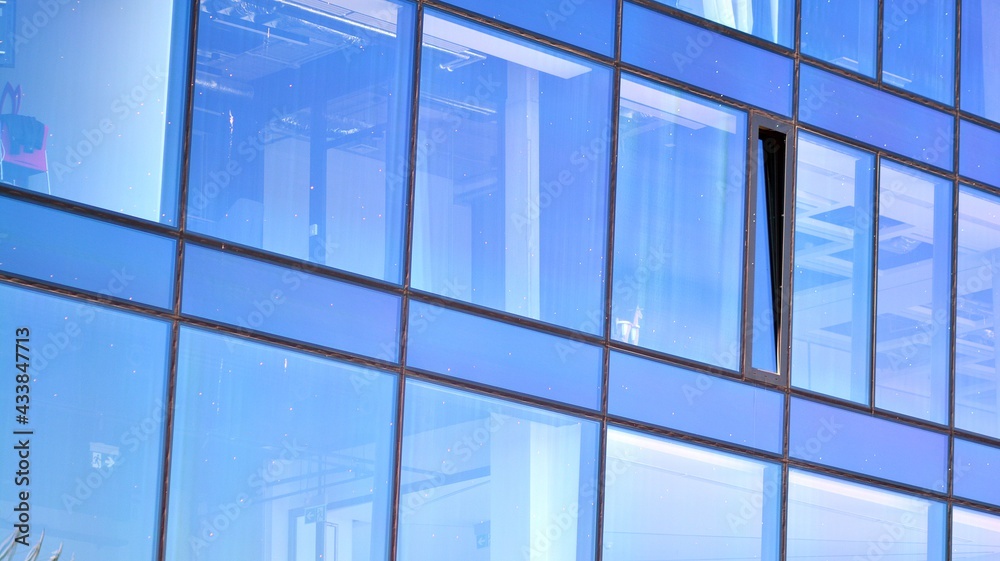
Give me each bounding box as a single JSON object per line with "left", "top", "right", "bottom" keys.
{"left": 751, "top": 128, "right": 786, "bottom": 374}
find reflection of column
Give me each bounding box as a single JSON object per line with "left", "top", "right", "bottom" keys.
{"left": 759, "top": 464, "right": 780, "bottom": 559}
{"left": 930, "top": 185, "right": 952, "bottom": 422}
{"left": 490, "top": 417, "right": 531, "bottom": 561}
{"left": 993, "top": 252, "right": 1000, "bottom": 437}
{"left": 850, "top": 158, "right": 874, "bottom": 404}
{"left": 529, "top": 423, "right": 581, "bottom": 561}
{"left": 504, "top": 66, "right": 541, "bottom": 319}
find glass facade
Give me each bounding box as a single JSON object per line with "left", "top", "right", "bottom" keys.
{"left": 3, "top": 0, "right": 1000, "bottom": 559}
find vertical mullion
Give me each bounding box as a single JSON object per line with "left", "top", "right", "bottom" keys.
{"left": 387, "top": 4, "right": 425, "bottom": 561}
{"left": 155, "top": 1, "right": 200, "bottom": 560}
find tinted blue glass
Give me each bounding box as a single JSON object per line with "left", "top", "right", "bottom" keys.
{"left": 0, "top": 283, "right": 170, "bottom": 560}
{"left": 397, "top": 380, "right": 599, "bottom": 561}
{"left": 954, "top": 439, "right": 1000, "bottom": 506}
{"left": 412, "top": 11, "right": 612, "bottom": 334}
{"left": 187, "top": 0, "right": 414, "bottom": 282}
{"left": 801, "top": 0, "right": 877, "bottom": 76}
{"left": 441, "top": 0, "right": 614, "bottom": 55}
{"left": 612, "top": 75, "right": 746, "bottom": 368}
{"left": 956, "top": 186, "right": 1000, "bottom": 439}
{"left": 953, "top": 508, "right": 1000, "bottom": 558}
{"left": 792, "top": 133, "right": 875, "bottom": 404}
{"left": 182, "top": 244, "right": 400, "bottom": 361}
{"left": 406, "top": 301, "right": 602, "bottom": 409}
{"left": 608, "top": 352, "right": 783, "bottom": 453}
{"left": 603, "top": 428, "right": 781, "bottom": 560}
{"left": 789, "top": 398, "right": 947, "bottom": 490}
{"left": 960, "top": 120, "right": 1000, "bottom": 188}
{"left": 652, "top": 0, "right": 793, "bottom": 47}
{"left": 874, "top": 162, "right": 952, "bottom": 424}
{"left": 751, "top": 139, "right": 778, "bottom": 373}
{"left": 165, "top": 328, "right": 397, "bottom": 561}
{"left": 0, "top": 196, "right": 175, "bottom": 308}
{"left": 622, "top": 3, "right": 792, "bottom": 115}
{"left": 0, "top": 0, "right": 185, "bottom": 223}
{"left": 882, "top": 0, "right": 954, "bottom": 104}
{"left": 799, "top": 65, "right": 955, "bottom": 168}
{"left": 787, "top": 470, "right": 946, "bottom": 560}
{"left": 961, "top": 0, "right": 1000, "bottom": 122}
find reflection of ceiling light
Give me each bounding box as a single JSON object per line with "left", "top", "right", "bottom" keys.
{"left": 881, "top": 235, "right": 921, "bottom": 254}
{"left": 274, "top": 0, "right": 397, "bottom": 37}
{"left": 423, "top": 14, "right": 592, "bottom": 79}
{"left": 789, "top": 470, "right": 928, "bottom": 512}
{"left": 620, "top": 78, "right": 738, "bottom": 133}
{"left": 609, "top": 428, "right": 763, "bottom": 473}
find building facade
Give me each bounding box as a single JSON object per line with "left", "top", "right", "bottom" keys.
{"left": 1, "top": 0, "right": 999, "bottom": 558}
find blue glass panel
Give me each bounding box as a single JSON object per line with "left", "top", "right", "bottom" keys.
{"left": 603, "top": 428, "right": 781, "bottom": 560}
{"left": 954, "top": 439, "right": 1000, "bottom": 506}
{"left": 0, "top": 283, "right": 170, "bottom": 560}
{"left": 651, "top": 0, "right": 793, "bottom": 47}
{"left": 406, "top": 301, "right": 602, "bottom": 409}
{"left": 187, "top": 0, "right": 414, "bottom": 282}
{"left": 953, "top": 508, "right": 1000, "bottom": 558}
{"left": 441, "top": 0, "right": 614, "bottom": 55}
{"left": 397, "top": 380, "right": 599, "bottom": 561}
{"left": 165, "top": 328, "right": 397, "bottom": 561}
{"left": 801, "top": 0, "right": 877, "bottom": 76}
{"left": 787, "top": 470, "right": 946, "bottom": 560}
{"left": 0, "top": 0, "right": 186, "bottom": 224}
{"left": 874, "top": 161, "right": 952, "bottom": 424}
{"left": 799, "top": 65, "right": 955, "bottom": 169}
{"left": 789, "top": 398, "right": 947, "bottom": 490}
{"left": 412, "top": 11, "right": 612, "bottom": 334}
{"left": 622, "top": 3, "right": 793, "bottom": 115}
{"left": 0, "top": 196, "right": 175, "bottom": 308}
{"left": 182, "top": 244, "right": 400, "bottom": 361}
{"left": 961, "top": 0, "right": 1000, "bottom": 122}
{"left": 882, "top": 0, "right": 955, "bottom": 104}
{"left": 792, "top": 133, "right": 875, "bottom": 404}
{"left": 956, "top": 186, "right": 1000, "bottom": 439}
{"left": 608, "top": 351, "right": 784, "bottom": 453}
{"left": 612, "top": 74, "right": 747, "bottom": 367}
{"left": 960, "top": 120, "right": 1000, "bottom": 188}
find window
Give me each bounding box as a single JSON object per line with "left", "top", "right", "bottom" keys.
{"left": 651, "top": 0, "right": 793, "bottom": 47}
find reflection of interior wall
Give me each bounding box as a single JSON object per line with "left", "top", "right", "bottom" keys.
{"left": 264, "top": 137, "right": 310, "bottom": 261}
{"left": 0, "top": 0, "right": 173, "bottom": 220}
{"left": 326, "top": 149, "right": 389, "bottom": 279}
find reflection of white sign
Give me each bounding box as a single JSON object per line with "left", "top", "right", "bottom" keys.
{"left": 304, "top": 506, "right": 325, "bottom": 525}
{"left": 90, "top": 442, "right": 120, "bottom": 470}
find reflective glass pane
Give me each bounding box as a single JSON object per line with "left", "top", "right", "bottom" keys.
{"left": 789, "top": 398, "right": 947, "bottom": 490}
{"left": 165, "top": 328, "right": 397, "bottom": 561}
{"left": 623, "top": 3, "right": 793, "bottom": 116}
{"left": 0, "top": 0, "right": 186, "bottom": 223}
{"left": 961, "top": 0, "right": 1000, "bottom": 122}
{"left": 953, "top": 508, "right": 1000, "bottom": 558}
{"left": 0, "top": 283, "right": 170, "bottom": 560}
{"left": 651, "top": 0, "right": 793, "bottom": 46}
{"left": 954, "top": 439, "right": 1000, "bottom": 506}
{"left": 792, "top": 133, "right": 875, "bottom": 404}
{"left": 407, "top": 301, "right": 602, "bottom": 409}
{"left": 397, "top": 380, "right": 599, "bottom": 561}
{"left": 187, "top": 0, "right": 414, "bottom": 282}
{"left": 182, "top": 245, "right": 400, "bottom": 361}
{"left": 412, "top": 11, "right": 612, "bottom": 334}
{"left": 799, "top": 64, "right": 954, "bottom": 169}
{"left": 0, "top": 195, "right": 176, "bottom": 308}
{"left": 603, "top": 428, "right": 781, "bottom": 560}
{"left": 960, "top": 120, "right": 1000, "bottom": 188}
{"left": 441, "top": 0, "right": 615, "bottom": 55}
{"left": 609, "top": 352, "right": 784, "bottom": 453}
{"left": 882, "top": 0, "right": 954, "bottom": 104}
{"left": 801, "top": 0, "right": 877, "bottom": 76}
{"left": 956, "top": 186, "right": 1000, "bottom": 439}
{"left": 612, "top": 75, "right": 746, "bottom": 368}
{"left": 787, "top": 470, "right": 946, "bottom": 560}
{"left": 874, "top": 161, "right": 952, "bottom": 424}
